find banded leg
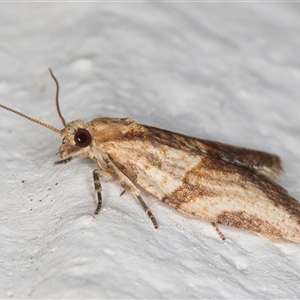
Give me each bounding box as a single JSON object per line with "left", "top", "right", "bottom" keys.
{"left": 136, "top": 194, "right": 158, "bottom": 229}
{"left": 93, "top": 169, "right": 103, "bottom": 214}
{"left": 211, "top": 222, "right": 225, "bottom": 240}
{"left": 102, "top": 155, "right": 158, "bottom": 229}
{"left": 54, "top": 157, "right": 72, "bottom": 165}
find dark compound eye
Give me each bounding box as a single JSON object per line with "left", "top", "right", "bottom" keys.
{"left": 74, "top": 128, "right": 92, "bottom": 147}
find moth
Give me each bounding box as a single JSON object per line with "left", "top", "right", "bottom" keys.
{"left": 1, "top": 69, "right": 300, "bottom": 243}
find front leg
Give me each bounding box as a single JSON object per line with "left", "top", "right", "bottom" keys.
{"left": 54, "top": 157, "right": 72, "bottom": 165}
{"left": 93, "top": 169, "right": 103, "bottom": 214}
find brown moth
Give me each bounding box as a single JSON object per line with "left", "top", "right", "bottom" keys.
{"left": 1, "top": 69, "right": 300, "bottom": 243}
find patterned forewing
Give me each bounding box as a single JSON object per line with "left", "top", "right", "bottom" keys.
{"left": 101, "top": 124, "right": 300, "bottom": 242}
{"left": 172, "top": 156, "right": 300, "bottom": 241}
{"left": 145, "top": 125, "right": 283, "bottom": 179}
{"left": 104, "top": 139, "right": 202, "bottom": 200}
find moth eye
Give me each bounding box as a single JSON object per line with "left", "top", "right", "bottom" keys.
{"left": 74, "top": 128, "right": 92, "bottom": 147}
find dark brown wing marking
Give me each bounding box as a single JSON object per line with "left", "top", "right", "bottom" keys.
{"left": 145, "top": 125, "right": 282, "bottom": 179}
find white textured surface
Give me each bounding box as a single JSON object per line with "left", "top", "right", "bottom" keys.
{"left": 1, "top": 3, "right": 300, "bottom": 299}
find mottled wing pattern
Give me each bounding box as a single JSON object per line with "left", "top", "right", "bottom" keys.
{"left": 146, "top": 126, "right": 283, "bottom": 179}
{"left": 102, "top": 123, "right": 300, "bottom": 242}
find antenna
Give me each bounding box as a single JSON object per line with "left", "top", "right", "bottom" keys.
{"left": 0, "top": 69, "right": 67, "bottom": 136}
{"left": 0, "top": 103, "right": 62, "bottom": 135}
{"left": 49, "top": 68, "right": 67, "bottom": 129}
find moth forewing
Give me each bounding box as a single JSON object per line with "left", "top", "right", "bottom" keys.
{"left": 1, "top": 69, "right": 300, "bottom": 243}
{"left": 78, "top": 117, "right": 300, "bottom": 243}
{"left": 145, "top": 126, "right": 283, "bottom": 180}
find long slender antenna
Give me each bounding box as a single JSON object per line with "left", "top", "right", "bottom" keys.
{"left": 0, "top": 103, "right": 62, "bottom": 135}
{"left": 49, "top": 68, "right": 67, "bottom": 129}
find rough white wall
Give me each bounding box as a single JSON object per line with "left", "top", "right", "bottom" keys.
{"left": 0, "top": 2, "right": 300, "bottom": 299}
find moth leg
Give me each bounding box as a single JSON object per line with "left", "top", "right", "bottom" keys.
{"left": 54, "top": 157, "right": 72, "bottom": 165}
{"left": 102, "top": 156, "right": 158, "bottom": 229}
{"left": 93, "top": 169, "right": 103, "bottom": 214}
{"left": 119, "top": 189, "right": 126, "bottom": 197}
{"left": 211, "top": 222, "right": 225, "bottom": 240}
{"left": 136, "top": 194, "right": 158, "bottom": 229}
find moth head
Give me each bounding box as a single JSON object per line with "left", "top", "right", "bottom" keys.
{"left": 0, "top": 69, "right": 92, "bottom": 159}
{"left": 57, "top": 120, "right": 93, "bottom": 159}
